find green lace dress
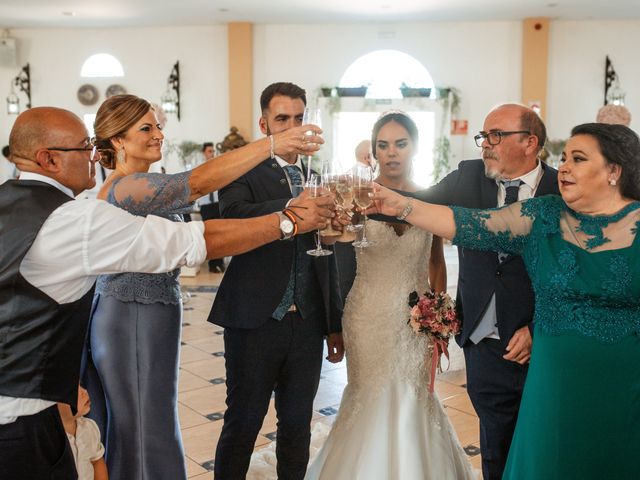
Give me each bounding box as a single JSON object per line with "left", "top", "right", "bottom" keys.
{"left": 452, "top": 194, "right": 640, "bottom": 480}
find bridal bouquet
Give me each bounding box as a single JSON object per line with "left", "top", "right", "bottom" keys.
{"left": 408, "top": 290, "right": 461, "bottom": 393}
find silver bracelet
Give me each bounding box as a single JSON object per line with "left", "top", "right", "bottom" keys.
{"left": 396, "top": 199, "right": 413, "bottom": 220}
{"left": 268, "top": 135, "right": 275, "bottom": 159}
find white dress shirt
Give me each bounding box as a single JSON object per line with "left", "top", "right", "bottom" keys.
{"left": 472, "top": 162, "right": 543, "bottom": 342}
{"left": 0, "top": 173, "right": 207, "bottom": 423}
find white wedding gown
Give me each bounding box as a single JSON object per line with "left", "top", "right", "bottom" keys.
{"left": 247, "top": 222, "right": 475, "bottom": 480}
{"left": 305, "top": 221, "right": 475, "bottom": 480}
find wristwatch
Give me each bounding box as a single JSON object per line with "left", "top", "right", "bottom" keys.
{"left": 276, "top": 212, "right": 295, "bottom": 240}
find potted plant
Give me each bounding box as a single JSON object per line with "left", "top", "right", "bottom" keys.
{"left": 400, "top": 83, "right": 432, "bottom": 98}
{"left": 336, "top": 86, "right": 368, "bottom": 97}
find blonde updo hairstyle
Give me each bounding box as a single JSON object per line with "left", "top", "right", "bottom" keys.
{"left": 94, "top": 94, "right": 152, "bottom": 169}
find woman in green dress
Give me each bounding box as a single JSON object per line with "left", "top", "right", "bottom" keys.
{"left": 368, "top": 122, "right": 640, "bottom": 480}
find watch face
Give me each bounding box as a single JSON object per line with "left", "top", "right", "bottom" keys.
{"left": 281, "top": 219, "right": 294, "bottom": 234}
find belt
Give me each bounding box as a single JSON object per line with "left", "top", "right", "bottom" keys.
{"left": 287, "top": 304, "right": 298, "bottom": 312}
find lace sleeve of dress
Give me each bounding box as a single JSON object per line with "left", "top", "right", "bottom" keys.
{"left": 451, "top": 197, "right": 542, "bottom": 255}
{"left": 108, "top": 171, "right": 194, "bottom": 216}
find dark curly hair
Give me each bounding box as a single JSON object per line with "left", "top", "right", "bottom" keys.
{"left": 260, "top": 82, "right": 306, "bottom": 112}
{"left": 570, "top": 123, "right": 640, "bottom": 200}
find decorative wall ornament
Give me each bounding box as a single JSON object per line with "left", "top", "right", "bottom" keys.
{"left": 161, "top": 61, "right": 180, "bottom": 121}
{"left": 6, "top": 63, "right": 31, "bottom": 114}
{"left": 216, "top": 126, "right": 248, "bottom": 155}
{"left": 77, "top": 84, "right": 99, "bottom": 106}
{"left": 106, "top": 84, "right": 127, "bottom": 98}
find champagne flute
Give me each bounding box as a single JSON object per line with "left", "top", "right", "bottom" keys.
{"left": 320, "top": 162, "right": 342, "bottom": 238}
{"left": 302, "top": 107, "right": 322, "bottom": 179}
{"left": 337, "top": 171, "right": 361, "bottom": 233}
{"left": 306, "top": 173, "right": 333, "bottom": 257}
{"left": 352, "top": 165, "right": 375, "bottom": 248}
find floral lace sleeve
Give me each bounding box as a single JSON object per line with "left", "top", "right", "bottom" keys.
{"left": 451, "top": 196, "right": 549, "bottom": 255}
{"left": 108, "top": 171, "right": 194, "bottom": 216}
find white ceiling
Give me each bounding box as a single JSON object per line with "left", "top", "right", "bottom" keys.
{"left": 1, "top": 0, "right": 639, "bottom": 29}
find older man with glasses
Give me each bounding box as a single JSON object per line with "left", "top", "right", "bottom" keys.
{"left": 0, "top": 106, "right": 333, "bottom": 479}
{"left": 373, "top": 103, "right": 559, "bottom": 479}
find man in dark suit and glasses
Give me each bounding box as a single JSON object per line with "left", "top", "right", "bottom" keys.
{"left": 421, "top": 104, "right": 559, "bottom": 479}
{"left": 369, "top": 103, "right": 559, "bottom": 479}
{"left": 209, "top": 82, "right": 344, "bottom": 480}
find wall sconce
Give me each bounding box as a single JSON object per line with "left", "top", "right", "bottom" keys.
{"left": 160, "top": 61, "right": 180, "bottom": 121}
{"left": 6, "top": 63, "right": 31, "bottom": 115}
{"left": 604, "top": 56, "right": 625, "bottom": 106}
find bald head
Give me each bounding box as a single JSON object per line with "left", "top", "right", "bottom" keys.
{"left": 10, "top": 107, "right": 85, "bottom": 166}
{"left": 9, "top": 107, "right": 95, "bottom": 195}
{"left": 488, "top": 103, "right": 546, "bottom": 152}
{"left": 355, "top": 140, "right": 373, "bottom": 167}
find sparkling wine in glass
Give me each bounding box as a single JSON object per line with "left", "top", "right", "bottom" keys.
{"left": 305, "top": 173, "right": 333, "bottom": 257}
{"left": 320, "top": 163, "right": 342, "bottom": 238}
{"left": 302, "top": 107, "right": 322, "bottom": 179}
{"left": 352, "top": 165, "right": 375, "bottom": 248}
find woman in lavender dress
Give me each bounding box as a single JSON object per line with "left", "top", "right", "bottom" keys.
{"left": 84, "top": 94, "right": 322, "bottom": 479}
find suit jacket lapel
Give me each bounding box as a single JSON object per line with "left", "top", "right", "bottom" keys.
{"left": 480, "top": 176, "right": 499, "bottom": 208}
{"left": 534, "top": 163, "right": 559, "bottom": 197}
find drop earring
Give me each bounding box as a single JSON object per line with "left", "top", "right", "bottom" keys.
{"left": 117, "top": 148, "right": 126, "bottom": 164}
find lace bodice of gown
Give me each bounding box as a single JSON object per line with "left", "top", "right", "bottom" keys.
{"left": 342, "top": 220, "right": 433, "bottom": 403}
{"left": 453, "top": 195, "right": 640, "bottom": 343}
{"left": 95, "top": 171, "right": 194, "bottom": 305}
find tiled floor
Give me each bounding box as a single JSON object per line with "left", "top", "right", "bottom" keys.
{"left": 178, "top": 245, "right": 481, "bottom": 479}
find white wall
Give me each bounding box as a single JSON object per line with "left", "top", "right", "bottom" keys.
{"left": 547, "top": 20, "right": 640, "bottom": 140}
{"left": 0, "top": 25, "right": 228, "bottom": 181}
{"left": 2, "top": 20, "right": 640, "bottom": 183}
{"left": 254, "top": 22, "right": 523, "bottom": 165}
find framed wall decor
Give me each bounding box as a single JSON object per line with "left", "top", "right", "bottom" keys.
{"left": 77, "top": 84, "right": 99, "bottom": 106}
{"left": 106, "top": 84, "right": 127, "bottom": 98}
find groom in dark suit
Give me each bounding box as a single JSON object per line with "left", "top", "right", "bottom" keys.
{"left": 414, "top": 104, "right": 559, "bottom": 479}
{"left": 209, "top": 82, "right": 344, "bottom": 480}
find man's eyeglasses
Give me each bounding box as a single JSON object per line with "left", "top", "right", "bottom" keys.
{"left": 47, "top": 144, "right": 101, "bottom": 162}
{"left": 474, "top": 130, "right": 531, "bottom": 148}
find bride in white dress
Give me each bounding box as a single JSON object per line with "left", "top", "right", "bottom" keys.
{"left": 305, "top": 111, "right": 475, "bottom": 480}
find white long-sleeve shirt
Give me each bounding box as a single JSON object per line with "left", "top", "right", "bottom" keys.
{"left": 0, "top": 173, "right": 207, "bottom": 423}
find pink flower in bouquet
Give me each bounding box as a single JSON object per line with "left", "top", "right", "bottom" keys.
{"left": 407, "top": 289, "right": 461, "bottom": 393}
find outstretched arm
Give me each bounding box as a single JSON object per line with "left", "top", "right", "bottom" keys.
{"left": 369, "top": 184, "right": 456, "bottom": 240}
{"left": 203, "top": 190, "right": 334, "bottom": 259}
{"left": 188, "top": 125, "right": 323, "bottom": 201}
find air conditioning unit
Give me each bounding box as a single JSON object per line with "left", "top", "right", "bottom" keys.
{"left": 0, "top": 38, "right": 17, "bottom": 67}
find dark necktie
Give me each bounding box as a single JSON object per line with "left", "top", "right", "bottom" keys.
{"left": 502, "top": 179, "right": 523, "bottom": 205}
{"left": 498, "top": 180, "right": 523, "bottom": 263}
{"left": 283, "top": 165, "right": 303, "bottom": 197}
{"left": 273, "top": 165, "right": 304, "bottom": 320}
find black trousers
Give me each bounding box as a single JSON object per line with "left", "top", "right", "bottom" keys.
{"left": 214, "top": 312, "right": 325, "bottom": 480}
{"left": 464, "top": 338, "right": 528, "bottom": 480}
{"left": 0, "top": 405, "right": 78, "bottom": 480}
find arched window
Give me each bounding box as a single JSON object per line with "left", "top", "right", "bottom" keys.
{"left": 81, "top": 53, "right": 124, "bottom": 77}
{"left": 339, "top": 49, "right": 434, "bottom": 99}
{"left": 325, "top": 50, "right": 439, "bottom": 186}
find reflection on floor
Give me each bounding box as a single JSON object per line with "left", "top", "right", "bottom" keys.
{"left": 178, "top": 247, "right": 480, "bottom": 479}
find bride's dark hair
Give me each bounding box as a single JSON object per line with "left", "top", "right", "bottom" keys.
{"left": 370, "top": 110, "right": 419, "bottom": 160}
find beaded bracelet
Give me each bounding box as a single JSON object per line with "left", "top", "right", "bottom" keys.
{"left": 268, "top": 135, "right": 275, "bottom": 159}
